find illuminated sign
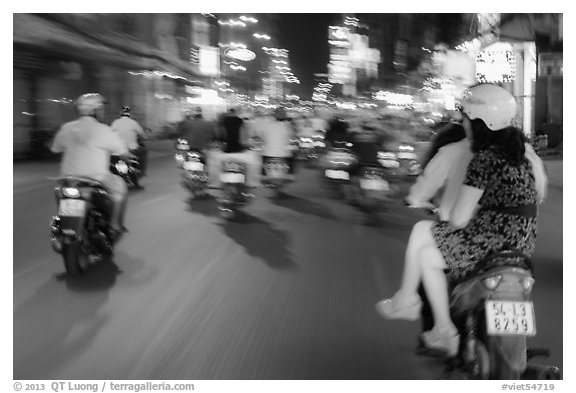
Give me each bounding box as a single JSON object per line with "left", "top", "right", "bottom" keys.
{"left": 225, "top": 48, "right": 256, "bottom": 62}
{"left": 476, "top": 42, "right": 516, "bottom": 83}
{"left": 199, "top": 47, "right": 220, "bottom": 76}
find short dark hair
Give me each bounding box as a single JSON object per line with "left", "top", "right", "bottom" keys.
{"left": 470, "top": 118, "right": 526, "bottom": 166}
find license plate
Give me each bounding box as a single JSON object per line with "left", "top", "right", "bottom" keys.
{"left": 300, "top": 142, "right": 313, "bottom": 148}
{"left": 184, "top": 161, "right": 204, "bottom": 171}
{"left": 485, "top": 300, "right": 536, "bottom": 336}
{"left": 267, "top": 169, "right": 286, "bottom": 179}
{"left": 58, "top": 199, "right": 86, "bottom": 217}
{"left": 220, "top": 172, "right": 246, "bottom": 184}
{"left": 325, "top": 169, "right": 350, "bottom": 180}
{"left": 380, "top": 159, "right": 400, "bottom": 169}
{"left": 360, "top": 178, "right": 389, "bottom": 191}
{"left": 177, "top": 144, "right": 190, "bottom": 150}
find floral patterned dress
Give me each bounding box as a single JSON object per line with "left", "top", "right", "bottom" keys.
{"left": 431, "top": 148, "right": 538, "bottom": 282}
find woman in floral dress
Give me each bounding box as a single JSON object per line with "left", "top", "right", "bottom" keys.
{"left": 375, "top": 84, "right": 548, "bottom": 357}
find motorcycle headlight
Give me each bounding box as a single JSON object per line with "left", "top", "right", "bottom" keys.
{"left": 482, "top": 275, "right": 503, "bottom": 290}
{"left": 62, "top": 187, "right": 80, "bottom": 198}
{"left": 115, "top": 161, "right": 129, "bottom": 174}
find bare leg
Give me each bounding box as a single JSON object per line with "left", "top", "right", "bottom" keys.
{"left": 397, "top": 220, "right": 436, "bottom": 296}
{"left": 418, "top": 243, "right": 456, "bottom": 334}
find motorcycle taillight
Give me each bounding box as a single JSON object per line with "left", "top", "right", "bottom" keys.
{"left": 521, "top": 276, "right": 535, "bottom": 292}
{"left": 62, "top": 187, "right": 81, "bottom": 198}
{"left": 481, "top": 274, "right": 503, "bottom": 290}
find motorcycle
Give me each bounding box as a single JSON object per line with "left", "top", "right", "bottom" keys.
{"left": 49, "top": 176, "right": 117, "bottom": 277}
{"left": 262, "top": 156, "right": 291, "bottom": 198}
{"left": 442, "top": 250, "right": 560, "bottom": 380}
{"left": 174, "top": 138, "right": 190, "bottom": 168}
{"left": 351, "top": 164, "right": 396, "bottom": 224}
{"left": 181, "top": 149, "right": 209, "bottom": 199}
{"left": 110, "top": 152, "right": 142, "bottom": 189}
{"left": 297, "top": 131, "right": 326, "bottom": 164}
{"left": 378, "top": 142, "right": 422, "bottom": 178}
{"left": 322, "top": 141, "right": 357, "bottom": 199}
{"left": 217, "top": 158, "right": 253, "bottom": 220}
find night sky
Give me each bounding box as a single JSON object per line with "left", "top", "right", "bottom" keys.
{"left": 278, "top": 14, "right": 335, "bottom": 99}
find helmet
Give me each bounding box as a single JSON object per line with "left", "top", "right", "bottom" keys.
{"left": 75, "top": 93, "right": 106, "bottom": 116}
{"left": 121, "top": 106, "right": 131, "bottom": 116}
{"left": 460, "top": 84, "right": 517, "bottom": 131}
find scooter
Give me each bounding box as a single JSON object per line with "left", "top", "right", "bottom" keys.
{"left": 322, "top": 141, "right": 357, "bottom": 199}
{"left": 408, "top": 203, "right": 560, "bottom": 380}
{"left": 378, "top": 142, "right": 422, "bottom": 178}
{"left": 174, "top": 138, "right": 190, "bottom": 168}
{"left": 262, "top": 156, "right": 291, "bottom": 198}
{"left": 181, "top": 149, "right": 208, "bottom": 200}
{"left": 110, "top": 152, "right": 142, "bottom": 189}
{"left": 217, "top": 158, "right": 253, "bottom": 220}
{"left": 443, "top": 250, "right": 560, "bottom": 380}
{"left": 50, "top": 176, "right": 118, "bottom": 277}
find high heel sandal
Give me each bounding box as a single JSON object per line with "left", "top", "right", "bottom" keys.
{"left": 375, "top": 293, "right": 422, "bottom": 321}
{"left": 419, "top": 329, "right": 460, "bottom": 358}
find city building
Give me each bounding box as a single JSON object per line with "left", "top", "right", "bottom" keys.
{"left": 14, "top": 13, "right": 209, "bottom": 156}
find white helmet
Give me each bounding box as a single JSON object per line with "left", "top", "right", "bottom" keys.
{"left": 460, "top": 84, "right": 517, "bottom": 131}
{"left": 75, "top": 93, "right": 106, "bottom": 116}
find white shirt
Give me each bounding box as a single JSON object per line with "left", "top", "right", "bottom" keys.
{"left": 51, "top": 116, "right": 128, "bottom": 177}
{"left": 408, "top": 139, "right": 548, "bottom": 221}
{"left": 257, "top": 119, "right": 295, "bottom": 157}
{"left": 407, "top": 139, "right": 473, "bottom": 221}
{"left": 111, "top": 116, "right": 144, "bottom": 150}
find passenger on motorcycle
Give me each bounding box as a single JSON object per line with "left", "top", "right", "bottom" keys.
{"left": 178, "top": 107, "right": 218, "bottom": 153}
{"left": 51, "top": 93, "right": 129, "bottom": 235}
{"left": 256, "top": 107, "right": 298, "bottom": 179}
{"left": 324, "top": 116, "right": 352, "bottom": 148}
{"left": 111, "top": 105, "right": 148, "bottom": 176}
{"left": 375, "top": 84, "right": 548, "bottom": 357}
{"left": 207, "top": 108, "right": 261, "bottom": 188}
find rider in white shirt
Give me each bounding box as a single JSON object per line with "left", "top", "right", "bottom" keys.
{"left": 111, "top": 106, "right": 148, "bottom": 176}
{"left": 111, "top": 106, "right": 145, "bottom": 150}
{"left": 51, "top": 93, "right": 129, "bottom": 233}
{"left": 256, "top": 107, "right": 297, "bottom": 177}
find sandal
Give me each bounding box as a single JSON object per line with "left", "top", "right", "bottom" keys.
{"left": 375, "top": 292, "right": 422, "bottom": 321}
{"left": 420, "top": 329, "right": 460, "bottom": 358}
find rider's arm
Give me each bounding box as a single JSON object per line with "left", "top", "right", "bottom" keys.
{"left": 134, "top": 120, "right": 145, "bottom": 136}
{"left": 524, "top": 143, "right": 548, "bottom": 203}
{"left": 407, "top": 144, "right": 452, "bottom": 206}
{"left": 50, "top": 126, "right": 67, "bottom": 153}
{"left": 449, "top": 151, "right": 491, "bottom": 228}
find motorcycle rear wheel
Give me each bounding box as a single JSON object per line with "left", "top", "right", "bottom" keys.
{"left": 63, "top": 242, "right": 89, "bottom": 277}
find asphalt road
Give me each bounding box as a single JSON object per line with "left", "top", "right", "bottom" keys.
{"left": 12, "top": 147, "right": 563, "bottom": 380}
